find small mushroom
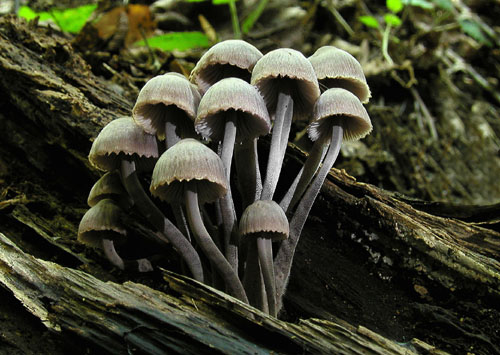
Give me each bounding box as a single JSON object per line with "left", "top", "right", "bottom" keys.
{"left": 274, "top": 88, "right": 372, "bottom": 312}
{"left": 251, "top": 48, "right": 320, "bottom": 200}
{"left": 132, "top": 72, "right": 201, "bottom": 148}
{"left": 240, "top": 200, "right": 289, "bottom": 317}
{"left": 150, "top": 138, "right": 248, "bottom": 303}
{"left": 308, "top": 45, "right": 371, "bottom": 103}
{"left": 87, "top": 170, "right": 133, "bottom": 209}
{"left": 88, "top": 117, "right": 204, "bottom": 282}
{"left": 190, "top": 39, "right": 263, "bottom": 94}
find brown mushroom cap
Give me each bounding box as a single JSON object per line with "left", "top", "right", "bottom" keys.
{"left": 195, "top": 77, "right": 271, "bottom": 143}
{"left": 78, "top": 198, "right": 126, "bottom": 248}
{"left": 251, "top": 48, "right": 320, "bottom": 121}
{"left": 132, "top": 72, "right": 201, "bottom": 140}
{"left": 307, "top": 88, "right": 372, "bottom": 142}
{"left": 190, "top": 39, "right": 263, "bottom": 94}
{"left": 239, "top": 200, "right": 289, "bottom": 241}
{"left": 150, "top": 138, "right": 228, "bottom": 204}
{"left": 88, "top": 116, "right": 159, "bottom": 172}
{"left": 87, "top": 171, "right": 133, "bottom": 208}
{"left": 308, "top": 46, "right": 371, "bottom": 104}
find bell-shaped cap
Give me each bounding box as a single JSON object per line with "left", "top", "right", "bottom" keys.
{"left": 88, "top": 116, "right": 159, "bottom": 172}
{"left": 78, "top": 198, "right": 127, "bottom": 248}
{"left": 195, "top": 78, "right": 271, "bottom": 143}
{"left": 308, "top": 88, "right": 372, "bottom": 142}
{"left": 239, "top": 200, "right": 289, "bottom": 241}
{"left": 308, "top": 46, "right": 371, "bottom": 103}
{"left": 190, "top": 39, "right": 263, "bottom": 94}
{"left": 251, "top": 48, "right": 320, "bottom": 121}
{"left": 87, "top": 171, "right": 133, "bottom": 208}
{"left": 132, "top": 72, "right": 201, "bottom": 140}
{"left": 150, "top": 138, "right": 228, "bottom": 204}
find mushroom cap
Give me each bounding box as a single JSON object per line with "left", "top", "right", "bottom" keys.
{"left": 190, "top": 39, "right": 263, "bottom": 94}
{"left": 239, "top": 200, "right": 289, "bottom": 241}
{"left": 78, "top": 198, "right": 127, "bottom": 248}
{"left": 150, "top": 138, "right": 228, "bottom": 204}
{"left": 132, "top": 72, "right": 201, "bottom": 140}
{"left": 307, "top": 88, "right": 372, "bottom": 142}
{"left": 195, "top": 78, "right": 271, "bottom": 143}
{"left": 251, "top": 48, "right": 320, "bottom": 121}
{"left": 88, "top": 116, "right": 159, "bottom": 172}
{"left": 308, "top": 46, "right": 371, "bottom": 104}
{"left": 87, "top": 170, "right": 133, "bottom": 208}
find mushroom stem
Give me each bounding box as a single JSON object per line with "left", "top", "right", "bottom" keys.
{"left": 274, "top": 124, "right": 343, "bottom": 311}
{"left": 235, "top": 138, "right": 262, "bottom": 208}
{"left": 280, "top": 136, "right": 329, "bottom": 213}
{"left": 219, "top": 114, "right": 239, "bottom": 271}
{"left": 101, "top": 239, "right": 125, "bottom": 270}
{"left": 257, "top": 237, "right": 277, "bottom": 317}
{"left": 243, "top": 240, "right": 268, "bottom": 312}
{"left": 165, "top": 119, "right": 182, "bottom": 150}
{"left": 120, "top": 159, "right": 204, "bottom": 282}
{"left": 261, "top": 90, "right": 293, "bottom": 200}
{"left": 185, "top": 183, "right": 249, "bottom": 304}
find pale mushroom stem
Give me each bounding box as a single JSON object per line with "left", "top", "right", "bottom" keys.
{"left": 219, "top": 114, "right": 239, "bottom": 271}
{"left": 235, "top": 138, "right": 262, "bottom": 209}
{"left": 185, "top": 183, "right": 249, "bottom": 304}
{"left": 274, "top": 124, "right": 343, "bottom": 311}
{"left": 280, "top": 135, "right": 329, "bottom": 213}
{"left": 120, "top": 159, "right": 204, "bottom": 282}
{"left": 165, "top": 119, "right": 192, "bottom": 243}
{"left": 101, "top": 239, "right": 125, "bottom": 270}
{"left": 261, "top": 89, "right": 293, "bottom": 200}
{"left": 257, "top": 237, "right": 277, "bottom": 317}
{"left": 243, "top": 240, "right": 268, "bottom": 313}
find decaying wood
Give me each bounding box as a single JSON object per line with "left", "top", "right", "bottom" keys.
{"left": 1, "top": 15, "right": 499, "bottom": 354}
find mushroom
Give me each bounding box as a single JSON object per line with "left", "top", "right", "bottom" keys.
{"left": 308, "top": 45, "right": 371, "bottom": 103}
{"left": 251, "top": 48, "right": 320, "bottom": 200}
{"left": 132, "top": 72, "right": 201, "bottom": 148}
{"left": 150, "top": 138, "right": 248, "bottom": 303}
{"left": 240, "top": 200, "right": 289, "bottom": 317}
{"left": 189, "top": 39, "right": 263, "bottom": 95}
{"left": 88, "top": 116, "right": 204, "bottom": 282}
{"left": 78, "top": 198, "right": 153, "bottom": 272}
{"left": 281, "top": 47, "right": 371, "bottom": 212}
{"left": 87, "top": 170, "right": 133, "bottom": 209}
{"left": 195, "top": 77, "right": 271, "bottom": 269}
{"left": 274, "top": 88, "right": 372, "bottom": 312}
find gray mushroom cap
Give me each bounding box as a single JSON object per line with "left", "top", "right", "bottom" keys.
{"left": 87, "top": 170, "right": 133, "bottom": 208}
{"left": 251, "top": 48, "right": 320, "bottom": 121}
{"left": 78, "top": 198, "right": 127, "bottom": 248}
{"left": 150, "top": 138, "right": 228, "bottom": 204}
{"left": 132, "top": 72, "right": 201, "bottom": 140}
{"left": 190, "top": 39, "right": 263, "bottom": 94}
{"left": 88, "top": 116, "right": 159, "bottom": 172}
{"left": 308, "top": 46, "right": 371, "bottom": 104}
{"left": 239, "top": 200, "right": 289, "bottom": 241}
{"left": 307, "top": 88, "right": 372, "bottom": 142}
{"left": 195, "top": 77, "right": 271, "bottom": 143}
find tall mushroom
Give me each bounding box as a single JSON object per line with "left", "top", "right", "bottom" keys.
{"left": 88, "top": 116, "right": 204, "bottom": 282}
{"left": 150, "top": 138, "right": 248, "bottom": 303}
{"left": 274, "top": 88, "right": 372, "bottom": 312}
{"left": 240, "top": 200, "right": 289, "bottom": 317}
{"left": 251, "top": 48, "right": 320, "bottom": 201}
{"left": 195, "top": 77, "right": 271, "bottom": 269}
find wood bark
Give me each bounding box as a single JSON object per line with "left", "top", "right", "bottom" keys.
{"left": 1, "top": 15, "right": 499, "bottom": 354}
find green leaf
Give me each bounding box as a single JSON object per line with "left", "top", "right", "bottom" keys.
{"left": 402, "top": 0, "right": 434, "bottom": 10}
{"left": 387, "top": 0, "right": 404, "bottom": 13}
{"left": 50, "top": 4, "right": 97, "bottom": 33}
{"left": 384, "top": 13, "right": 402, "bottom": 26}
{"left": 212, "top": 0, "right": 237, "bottom": 5}
{"left": 431, "top": 0, "right": 453, "bottom": 11}
{"left": 359, "top": 15, "right": 380, "bottom": 29}
{"left": 459, "top": 18, "right": 492, "bottom": 46}
{"left": 17, "top": 4, "right": 96, "bottom": 33}
{"left": 241, "top": 0, "right": 268, "bottom": 34}
{"left": 135, "top": 32, "right": 211, "bottom": 51}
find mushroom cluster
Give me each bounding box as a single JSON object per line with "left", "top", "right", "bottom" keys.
{"left": 78, "top": 40, "right": 372, "bottom": 316}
